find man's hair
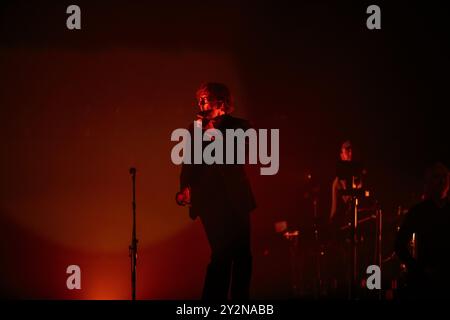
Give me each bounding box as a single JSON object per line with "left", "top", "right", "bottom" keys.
{"left": 341, "top": 140, "right": 352, "bottom": 151}
{"left": 196, "top": 82, "right": 234, "bottom": 114}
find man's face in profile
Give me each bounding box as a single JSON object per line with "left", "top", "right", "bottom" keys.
{"left": 198, "top": 92, "right": 224, "bottom": 119}
{"left": 340, "top": 145, "right": 352, "bottom": 161}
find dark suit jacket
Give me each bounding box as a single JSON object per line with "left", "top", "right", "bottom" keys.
{"left": 180, "top": 114, "right": 257, "bottom": 219}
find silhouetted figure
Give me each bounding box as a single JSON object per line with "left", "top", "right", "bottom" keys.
{"left": 395, "top": 162, "right": 450, "bottom": 299}
{"left": 176, "top": 82, "right": 256, "bottom": 301}
{"left": 327, "top": 140, "right": 367, "bottom": 298}
{"left": 330, "top": 140, "right": 354, "bottom": 225}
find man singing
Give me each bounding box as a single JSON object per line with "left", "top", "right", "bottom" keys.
{"left": 176, "top": 82, "right": 256, "bottom": 301}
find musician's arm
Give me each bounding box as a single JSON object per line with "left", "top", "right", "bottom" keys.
{"left": 180, "top": 162, "right": 193, "bottom": 191}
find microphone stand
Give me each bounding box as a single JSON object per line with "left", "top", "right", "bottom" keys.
{"left": 312, "top": 196, "right": 322, "bottom": 299}
{"left": 129, "top": 167, "right": 138, "bottom": 300}
{"left": 347, "top": 179, "right": 367, "bottom": 300}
